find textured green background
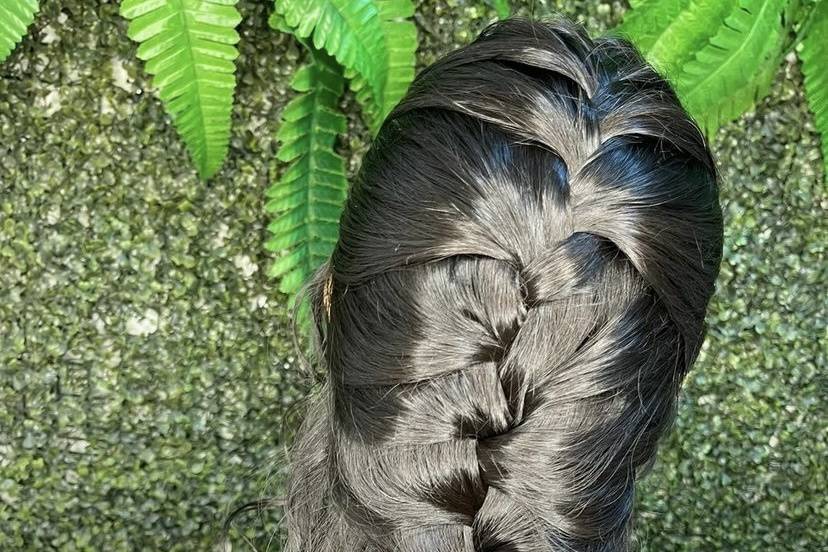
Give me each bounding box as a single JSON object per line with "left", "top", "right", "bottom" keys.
{"left": 0, "top": 1, "right": 825, "bottom": 550}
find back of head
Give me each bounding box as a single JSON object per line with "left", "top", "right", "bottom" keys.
{"left": 285, "top": 16, "right": 723, "bottom": 552}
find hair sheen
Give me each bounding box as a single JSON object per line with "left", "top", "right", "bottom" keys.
{"left": 284, "top": 17, "right": 723, "bottom": 552}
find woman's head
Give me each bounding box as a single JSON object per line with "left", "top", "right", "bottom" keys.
{"left": 287, "top": 16, "right": 723, "bottom": 551}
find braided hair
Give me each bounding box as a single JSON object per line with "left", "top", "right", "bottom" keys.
{"left": 284, "top": 16, "right": 723, "bottom": 552}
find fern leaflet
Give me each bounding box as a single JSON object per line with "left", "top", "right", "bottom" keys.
{"left": 120, "top": 0, "right": 241, "bottom": 179}
{"left": 0, "top": 0, "right": 39, "bottom": 63}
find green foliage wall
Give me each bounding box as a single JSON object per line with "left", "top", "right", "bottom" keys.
{"left": 0, "top": 1, "right": 825, "bottom": 550}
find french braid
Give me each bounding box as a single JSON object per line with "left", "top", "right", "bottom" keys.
{"left": 284, "top": 16, "right": 723, "bottom": 552}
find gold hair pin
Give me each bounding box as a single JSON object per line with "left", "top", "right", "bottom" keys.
{"left": 323, "top": 273, "right": 333, "bottom": 319}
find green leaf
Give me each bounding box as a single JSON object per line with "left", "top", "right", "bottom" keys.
{"left": 120, "top": 0, "right": 241, "bottom": 179}
{"left": 0, "top": 0, "right": 39, "bottom": 63}
{"left": 265, "top": 45, "right": 348, "bottom": 315}
{"left": 800, "top": 0, "right": 828, "bottom": 181}
{"left": 272, "top": 0, "right": 417, "bottom": 131}
{"left": 676, "top": 0, "right": 788, "bottom": 135}
{"left": 616, "top": 0, "right": 736, "bottom": 80}
{"left": 348, "top": 0, "right": 417, "bottom": 129}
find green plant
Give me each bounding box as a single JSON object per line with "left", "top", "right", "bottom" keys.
{"left": 265, "top": 1, "right": 418, "bottom": 325}
{"left": 678, "top": 0, "right": 788, "bottom": 133}
{"left": 265, "top": 40, "right": 348, "bottom": 319}
{"left": 271, "top": 1, "right": 417, "bottom": 132}
{"left": 119, "top": 0, "right": 242, "bottom": 180}
{"left": 0, "top": 0, "right": 39, "bottom": 62}
{"left": 614, "top": 0, "right": 825, "bottom": 150}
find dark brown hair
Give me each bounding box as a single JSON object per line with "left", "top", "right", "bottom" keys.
{"left": 284, "top": 16, "right": 723, "bottom": 552}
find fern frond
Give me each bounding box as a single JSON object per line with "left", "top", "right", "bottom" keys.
{"left": 676, "top": 0, "right": 787, "bottom": 135}
{"left": 120, "top": 0, "right": 241, "bottom": 180}
{"left": 348, "top": 0, "right": 417, "bottom": 128}
{"left": 265, "top": 46, "right": 348, "bottom": 314}
{"left": 800, "top": 0, "right": 828, "bottom": 181}
{"left": 616, "top": 0, "right": 736, "bottom": 80}
{"left": 0, "top": 0, "right": 39, "bottom": 63}
{"left": 272, "top": 0, "right": 417, "bottom": 131}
